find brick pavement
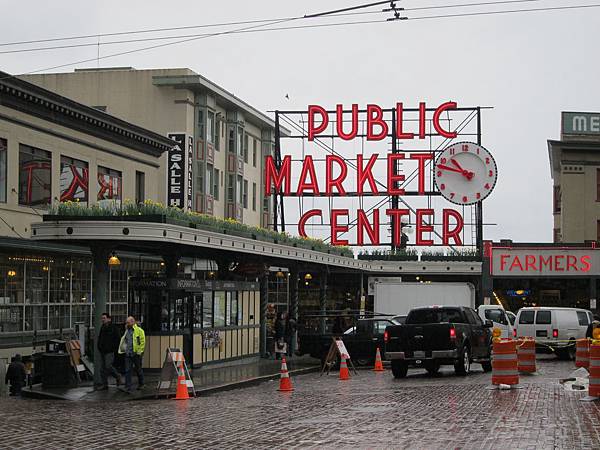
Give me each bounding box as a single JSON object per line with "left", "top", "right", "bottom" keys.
{"left": 1, "top": 358, "right": 600, "bottom": 449}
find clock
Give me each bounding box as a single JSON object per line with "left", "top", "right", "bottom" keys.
{"left": 433, "top": 141, "right": 497, "bottom": 205}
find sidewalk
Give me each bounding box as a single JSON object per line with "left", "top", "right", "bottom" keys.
{"left": 21, "top": 355, "right": 320, "bottom": 401}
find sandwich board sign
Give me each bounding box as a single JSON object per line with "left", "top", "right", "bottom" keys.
{"left": 320, "top": 337, "right": 358, "bottom": 376}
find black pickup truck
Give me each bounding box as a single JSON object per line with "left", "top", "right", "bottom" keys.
{"left": 384, "top": 306, "right": 493, "bottom": 378}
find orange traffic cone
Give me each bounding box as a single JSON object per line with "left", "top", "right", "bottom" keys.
{"left": 339, "top": 356, "right": 350, "bottom": 380}
{"left": 373, "top": 347, "right": 385, "bottom": 372}
{"left": 175, "top": 361, "right": 190, "bottom": 400}
{"left": 278, "top": 357, "right": 294, "bottom": 392}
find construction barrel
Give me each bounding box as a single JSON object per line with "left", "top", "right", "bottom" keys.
{"left": 517, "top": 337, "right": 536, "bottom": 373}
{"left": 492, "top": 338, "right": 519, "bottom": 386}
{"left": 589, "top": 343, "right": 600, "bottom": 398}
{"left": 576, "top": 338, "right": 590, "bottom": 369}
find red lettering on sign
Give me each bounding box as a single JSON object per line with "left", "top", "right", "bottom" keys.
{"left": 525, "top": 255, "right": 537, "bottom": 272}
{"left": 540, "top": 256, "right": 553, "bottom": 271}
{"left": 419, "top": 102, "right": 426, "bottom": 139}
{"left": 581, "top": 255, "right": 592, "bottom": 272}
{"left": 410, "top": 153, "right": 433, "bottom": 195}
{"left": 330, "top": 209, "right": 349, "bottom": 246}
{"left": 296, "top": 155, "right": 320, "bottom": 195}
{"left": 357, "top": 209, "right": 379, "bottom": 245}
{"left": 509, "top": 256, "right": 524, "bottom": 271}
{"left": 336, "top": 104, "right": 359, "bottom": 140}
{"left": 500, "top": 254, "right": 510, "bottom": 271}
{"left": 567, "top": 255, "right": 578, "bottom": 272}
{"left": 442, "top": 209, "right": 463, "bottom": 246}
{"left": 298, "top": 209, "right": 322, "bottom": 238}
{"left": 386, "top": 209, "right": 409, "bottom": 246}
{"left": 416, "top": 209, "right": 434, "bottom": 246}
{"left": 357, "top": 154, "right": 379, "bottom": 194}
{"left": 554, "top": 255, "right": 565, "bottom": 271}
{"left": 265, "top": 155, "right": 291, "bottom": 195}
{"left": 325, "top": 155, "right": 348, "bottom": 195}
{"left": 308, "top": 105, "right": 328, "bottom": 141}
{"left": 395, "top": 102, "right": 414, "bottom": 139}
{"left": 432, "top": 101, "right": 458, "bottom": 139}
{"left": 387, "top": 154, "right": 405, "bottom": 196}
{"left": 366, "top": 104, "right": 388, "bottom": 141}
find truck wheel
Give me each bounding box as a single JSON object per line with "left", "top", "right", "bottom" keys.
{"left": 391, "top": 360, "right": 408, "bottom": 379}
{"left": 454, "top": 346, "right": 471, "bottom": 376}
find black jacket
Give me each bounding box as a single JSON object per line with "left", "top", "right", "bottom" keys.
{"left": 98, "top": 322, "right": 121, "bottom": 354}
{"left": 5, "top": 361, "right": 26, "bottom": 385}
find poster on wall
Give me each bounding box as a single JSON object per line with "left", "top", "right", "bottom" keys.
{"left": 167, "top": 133, "right": 193, "bottom": 209}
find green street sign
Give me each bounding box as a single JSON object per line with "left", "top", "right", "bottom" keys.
{"left": 562, "top": 111, "right": 600, "bottom": 135}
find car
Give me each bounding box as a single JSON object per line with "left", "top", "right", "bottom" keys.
{"left": 392, "top": 315, "right": 407, "bottom": 325}
{"left": 514, "top": 307, "right": 593, "bottom": 360}
{"left": 384, "top": 306, "right": 493, "bottom": 378}
{"left": 477, "top": 305, "right": 513, "bottom": 339}
{"left": 506, "top": 311, "right": 516, "bottom": 326}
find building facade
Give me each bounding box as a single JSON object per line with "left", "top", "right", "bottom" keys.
{"left": 22, "top": 68, "right": 283, "bottom": 229}
{"left": 549, "top": 111, "right": 600, "bottom": 243}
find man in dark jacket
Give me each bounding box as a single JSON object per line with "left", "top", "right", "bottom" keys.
{"left": 5, "top": 354, "right": 26, "bottom": 396}
{"left": 97, "top": 312, "right": 122, "bottom": 390}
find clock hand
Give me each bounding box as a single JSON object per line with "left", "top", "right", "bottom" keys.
{"left": 449, "top": 159, "right": 475, "bottom": 180}
{"left": 436, "top": 164, "right": 464, "bottom": 174}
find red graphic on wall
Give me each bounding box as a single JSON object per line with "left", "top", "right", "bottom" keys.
{"left": 20, "top": 161, "right": 51, "bottom": 205}
{"left": 60, "top": 164, "right": 89, "bottom": 202}
{"left": 98, "top": 174, "right": 121, "bottom": 201}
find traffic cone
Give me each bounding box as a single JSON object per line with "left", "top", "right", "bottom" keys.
{"left": 373, "top": 347, "right": 385, "bottom": 372}
{"left": 278, "top": 357, "right": 294, "bottom": 392}
{"left": 175, "top": 361, "right": 190, "bottom": 400}
{"left": 339, "top": 356, "right": 350, "bottom": 381}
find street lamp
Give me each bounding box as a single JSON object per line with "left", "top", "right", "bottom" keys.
{"left": 108, "top": 253, "right": 121, "bottom": 267}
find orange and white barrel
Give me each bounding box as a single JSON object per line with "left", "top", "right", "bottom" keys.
{"left": 517, "top": 337, "right": 536, "bottom": 373}
{"left": 576, "top": 338, "right": 590, "bottom": 369}
{"left": 492, "top": 338, "right": 519, "bottom": 386}
{"left": 589, "top": 343, "right": 600, "bottom": 398}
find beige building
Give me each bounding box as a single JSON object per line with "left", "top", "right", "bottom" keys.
{"left": 22, "top": 67, "right": 284, "bottom": 229}
{"left": 549, "top": 111, "right": 600, "bottom": 243}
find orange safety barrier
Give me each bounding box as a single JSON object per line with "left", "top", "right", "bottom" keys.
{"left": 339, "top": 356, "right": 350, "bottom": 381}
{"left": 576, "top": 338, "right": 590, "bottom": 369}
{"left": 278, "top": 357, "right": 294, "bottom": 392}
{"left": 373, "top": 347, "right": 385, "bottom": 372}
{"left": 589, "top": 344, "right": 600, "bottom": 398}
{"left": 175, "top": 360, "right": 190, "bottom": 400}
{"left": 517, "top": 338, "right": 536, "bottom": 373}
{"left": 492, "top": 338, "right": 519, "bottom": 386}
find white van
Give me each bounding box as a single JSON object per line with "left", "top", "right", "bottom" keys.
{"left": 514, "top": 307, "right": 593, "bottom": 359}
{"left": 477, "top": 305, "right": 513, "bottom": 339}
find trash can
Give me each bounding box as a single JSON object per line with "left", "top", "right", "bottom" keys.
{"left": 41, "top": 353, "right": 76, "bottom": 388}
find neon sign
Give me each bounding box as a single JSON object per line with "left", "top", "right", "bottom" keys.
{"left": 268, "top": 103, "right": 495, "bottom": 247}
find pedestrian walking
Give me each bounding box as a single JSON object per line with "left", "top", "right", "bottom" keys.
{"left": 284, "top": 312, "right": 297, "bottom": 358}
{"left": 118, "top": 316, "right": 146, "bottom": 392}
{"left": 97, "top": 312, "right": 122, "bottom": 390}
{"left": 274, "top": 312, "right": 287, "bottom": 360}
{"left": 5, "top": 354, "right": 26, "bottom": 396}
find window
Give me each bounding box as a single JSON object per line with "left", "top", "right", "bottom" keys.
{"left": 243, "top": 134, "right": 249, "bottom": 163}
{"left": 206, "top": 164, "right": 214, "bottom": 196}
{"left": 597, "top": 169, "right": 600, "bottom": 202}
{"left": 0, "top": 138, "right": 7, "bottom": 202}
{"left": 465, "top": 309, "right": 481, "bottom": 325}
{"left": 207, "top": 112, "right": 214, "bottom": 144}
{"left": 214, "top": 291, "right": 226, "bottom": 327}
{"left": 484, "top": 308, "right": 508, "bottom": 325}
{"left": 135, "top": 171, "right": 145, "bottom": 204}
{"left": 97, "top": 166, "right": 122, "bottom": 205}
{"left": 554, "top": 185, "right": 561, "bottom": 212}
{"left": 202, "top": 291, "right": 213, "bottom": 328}
{"left": 375, "top": 320, "right": 391, "bottom": 335}
{"left": 237, "top": 176, "right": 243, "bottom": 204}
{"left": 228, "top": 126, "right": 235, "bottom": 153}
{"left": 19, "top": 144, "right": 52, "bottom": 207}
{"left": 237, "top": 128, "right": 243, "bottom": 157}
{"left": 519, "top": 310, "right": 535, "bottom": 324}
{"left": 214, "top": 118, "right": 220, "bottom": 149}
{"left": 213, "top": 168, "right": 220, "bottom": 201}
{"left": 406, "top": 308, "right": 466, "bottom": 324}
{"left": 577, "top": 311, "right": 589, "bottom": 326}
{"left": 535, "top": 310, "right": 551, "bottom": 324}
{"left": 252, "top": 139, "right": 257, "bottom": 167}
{"left": 197, "top": 109, "right": 205, "bottom": 141}
{"left": 252, "top": 182, "right": 257, "bottom": 211}
{"left": 227, "top": 291, "right": 238, "bottom": 326}
{"left": 263, "top": 195, "right": 269, "bottom": 212}
{"left": 243, "top": 179, "right": 248, "bottom": 209}
{"left": 597, "top": 221, "right": 600, "bottom": 242}
{"left": 60, "top": 156, "right": 88, "bottom": 205}
{"left": 227, "top": 174, "right": 234, "bottom": 202}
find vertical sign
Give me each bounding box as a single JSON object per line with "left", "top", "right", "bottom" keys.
{"left": 167, "top": 133, "right": 186, "bottom": 209}
{"left": 186, "top": 135, "right": 194, "bottom": 210}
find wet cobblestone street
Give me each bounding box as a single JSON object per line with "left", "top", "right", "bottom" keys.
{"left": 1, "top": 358, "right": 600, "bottom": 449}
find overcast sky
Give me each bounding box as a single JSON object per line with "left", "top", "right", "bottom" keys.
{"left": 2, "top": 0, "right": 599, "bottom": 244}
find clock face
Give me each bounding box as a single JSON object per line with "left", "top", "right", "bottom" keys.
{"left": 433, "top": 142, "right": 497, "bottom": 205}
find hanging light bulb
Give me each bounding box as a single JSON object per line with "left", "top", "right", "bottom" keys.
{"left": 108, "top": 252, "right": 121, "bottom": 266}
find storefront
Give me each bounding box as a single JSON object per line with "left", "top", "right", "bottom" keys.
{"left": 130, "top": 278, "right": 260, "bottom": 369}
{"left": 490, "top": 242, "right": 599, "bottom": 312}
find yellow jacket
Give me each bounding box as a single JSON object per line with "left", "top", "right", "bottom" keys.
{"left": 118, "top": 324, "right": 146, "bottom": 355}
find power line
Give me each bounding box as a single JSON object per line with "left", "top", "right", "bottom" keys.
{"left": 2, "top": 2, "right": 598, "bottom": 80}
{"left": 1, "top": 1, "right": 598, "bottom": 56}
{"left": 0, "top": 0, "right": 578, "bottom": 52}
